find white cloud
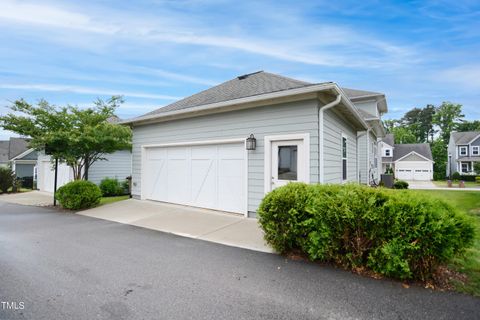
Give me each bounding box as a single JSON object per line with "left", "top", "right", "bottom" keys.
{"left": 0, "top": 0, "right": 416, "bottom": 68}
{"left": 0, "top": 83, "right": 180, "bottom": 100}
{"left": 439, "top": 64, "right": 480, "bottom": 90}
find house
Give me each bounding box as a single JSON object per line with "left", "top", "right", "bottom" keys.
{"left": 123, "top": 71, "right": 388, "bottom": 217}
{"left": 37, "top": 150, "right": 132, "bottom": 192}
{"left": 447, "top": 131, "right": 480, "bottom": 175}
{"left": 0, "top": 137, "right": 38, "bottom": 188}
{"left": 380, "top": 134, "right": 434, "bottom": 181}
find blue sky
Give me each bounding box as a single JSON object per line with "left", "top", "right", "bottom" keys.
{"left": 0, "top": 0, "right": 479, "bottom": 139}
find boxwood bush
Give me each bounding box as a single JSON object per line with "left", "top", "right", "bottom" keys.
{"left": 99, "top": 177, "right": 124, "bottom": 197}
{"left": 0, "top": 166, "right": 14, "bottom": 193}
{"left": 393, "top": 180, "right": 409, "bottom": 189}
{"left": 56, "top": 180, "right": 102, "bottom": 210}
{"left": 258, "top": 183, "right": 475, "bottom": 281}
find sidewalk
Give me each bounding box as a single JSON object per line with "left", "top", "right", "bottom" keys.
{"left": 79, "top": 199, "right": 273, "bottom": 253}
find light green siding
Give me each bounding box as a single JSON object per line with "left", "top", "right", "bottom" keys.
{"left": 132, "top": 100, "right": 320, "bottom": 213}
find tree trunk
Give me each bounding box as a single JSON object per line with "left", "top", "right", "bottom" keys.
{"left": 84, "top": 160, "right": 89, "bottom": 181}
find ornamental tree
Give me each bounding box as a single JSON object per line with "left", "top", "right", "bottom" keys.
{"left": 0, "top": 96, "right": 131, "bottom": 180}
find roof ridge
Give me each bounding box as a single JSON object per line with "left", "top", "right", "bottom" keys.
{"left": 261, "top": 71, "right": 312, "bottom": 85}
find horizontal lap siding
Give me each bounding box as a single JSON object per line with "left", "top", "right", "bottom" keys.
{"left": 88, "top": 150, "right": 132, "bottom": 185}
{"left": 132, "top": 100, "right": 319, "bottom": 212}
{"left": 323, "top": 109, "right": 357, "bottom": 183}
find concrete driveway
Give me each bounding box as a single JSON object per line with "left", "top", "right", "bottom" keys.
{"left": 79, "top": 199, "right": 271, "bottom": 253}
{"left": 1, "top": 202, "right": 479, "bottom": 320}
{"left": 0, "top": 190, "right": 54, "bottom": 206}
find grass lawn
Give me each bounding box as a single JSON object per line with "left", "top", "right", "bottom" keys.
{"left": 410, "top": 189, "right": 480, "bottom": 296}
{"left": 433, "top": 181, "right": 480, "bottom": 188}
{"left": 99, "top": 195, "right": 130, "bottom": 205}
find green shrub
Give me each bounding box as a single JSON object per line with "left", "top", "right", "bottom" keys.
{"left": 0, "top": 166, "right": 15, "bottom": 193}
{"left": 393, "top": 180, "right": 409, "bottom": 189}
{"left": 56, "top": 180, "right": 102, "bottom": 210}
{"left": 476, "top": 176, "right": 480, "bottom": 184}
{"left": 257, "top": 183, "right": 312, "bottom": 254}
{"left": 99, "top": 178, "right": 124, "bottom": 196}
{"left": 257, "top": 183, "right": 475, "bottom": 281}
{"left": 452, "top": 172, "right": 461, "bottom": 181}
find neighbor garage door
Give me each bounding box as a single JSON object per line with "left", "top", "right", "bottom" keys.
{"left": 395, "top": 161, "right": 432, "bottom": 181}
{"left": 143, "top": 143, "right": 246, "bottom": 214}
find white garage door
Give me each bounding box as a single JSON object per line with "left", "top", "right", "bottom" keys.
{"left": 395, "top": 161, "right": 432, "bottom": 181}
{"left": 143, "top": 143, "right": 246, "bottom": 214}
{"left": 39, "top": 161, "right": 73, "bottom": 192}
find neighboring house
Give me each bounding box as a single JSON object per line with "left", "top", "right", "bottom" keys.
{"left": 0, "top": 137, "right": 37, "bottom": 187}
{"left": 123, "top": 71, "right": 388, "bottom": 217}
{"left": 380, "top": 134, "right": 434, "bottom": 181}
{"left": 37, "top": 151, "right": 132, "bottom": 192}
{"left": 447, "top": 131, "right": 480, "bottom": 175}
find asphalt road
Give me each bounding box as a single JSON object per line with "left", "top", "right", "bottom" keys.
{"left": 0, "top": 202, "right": 479, "bottom": 320}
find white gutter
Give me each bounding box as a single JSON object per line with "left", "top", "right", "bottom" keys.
{"left": 123, "top": 83, "right": 369, "bottom": 130}
{"left": 366, "top": 128, "right": 371, "bottom": 184}
{"left": 319, "top": 94, "right": 342, "bottom": 183}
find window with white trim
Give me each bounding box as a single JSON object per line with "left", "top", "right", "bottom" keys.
{"left": 461, "top": 162, "right": 469, "bottom": 173}
{"left": 384, "top": 148, "right": 391, "bottom": 157}
{"left": 342, "top": 136, "right": 347, "bottom": 180}
{"left": 459, "top": 146, "right": 468, "bottom": 156}
{"left": 472, "top": 146, "right": 479, "bottom": 156}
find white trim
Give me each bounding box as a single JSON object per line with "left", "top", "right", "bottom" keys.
{"left": 140, "top": 137, "right": 248, "bottom": 216}
{"left": 459, "top": 146, "right": 468, "bottom": 156}
{"left": 9, "top": 148, "right": 35, "bottom": 161}
{"left": 394, "top": 151, "right": 433, "bottom": 163}
{"left": 264, "top": 133, "right": 310, "bottom": 194}
{"left": 383, "top": 148, "right": 392, "bottom": 157}
{"left": 142, "top": 138, "right": 245, "bottom": 149}
{"left": 11, "top": 159, "right": 36, "bottom": 165}
{"left": 471, "top": 146, "right": 479, "bottom": 156}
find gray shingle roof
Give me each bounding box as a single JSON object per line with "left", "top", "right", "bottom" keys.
{"left": 341, "top": 88, "right": 383, "bottom": 100}
{"left": 451, "top": 131, "right": 480, "bottom": 145}
{"left": 0, "top": 140, "right": 9, "bottom": 164}
{"left": 8, "top": 137, "right": 30, "bottom": 159}
{"left": 393, "top": 144, "right": 433, "bottom": 161}
{"left": 382, "top": 134, "right": 394, "bottom": 147}
{"left": 142, "top": 71, "right": 314, "bottom": 117}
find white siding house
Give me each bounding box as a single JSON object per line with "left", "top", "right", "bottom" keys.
{"left": 123, "top": 72, "right": 388, "bottom": 217}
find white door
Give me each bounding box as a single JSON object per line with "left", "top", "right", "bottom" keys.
{"left": 271, "top": 140, "right": 306, "bottom": 190}
{"left": 144, "top": 143, "right": 245, "bottom": 214}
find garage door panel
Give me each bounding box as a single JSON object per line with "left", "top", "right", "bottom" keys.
{"left": 145, "top": 159, "right": 167, "bottom": 200}
{"left": 144, "top": 142, "right": 245, "bottom": 214}
{"left": 191, "top": 159, "right": 217, "bottom": 208}
{"left": 167, "top": 159, "right": 189, "bottom": 204}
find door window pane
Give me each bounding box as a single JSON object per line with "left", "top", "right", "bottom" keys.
{"left": 278, "top": 146, "right": 297, "bottom": 180}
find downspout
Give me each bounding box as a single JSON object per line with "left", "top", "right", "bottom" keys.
{"left": 319, "top": 94, "right": 342, "bottom": 183}
{"left": 366, "top": 128, "right": 371, "bottom": 184}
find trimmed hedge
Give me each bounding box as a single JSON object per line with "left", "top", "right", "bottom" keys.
{"left": 56, "top": 180, "right": 102, "bottom": 210}
{"left": 258, "top": 183, "right": 475, "bottom": 280}
{"left": 99, "top": 178, "right": 125, "bottom": 197}
{"left": 393, "top": 180, "right": 409, "bottom": 189}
